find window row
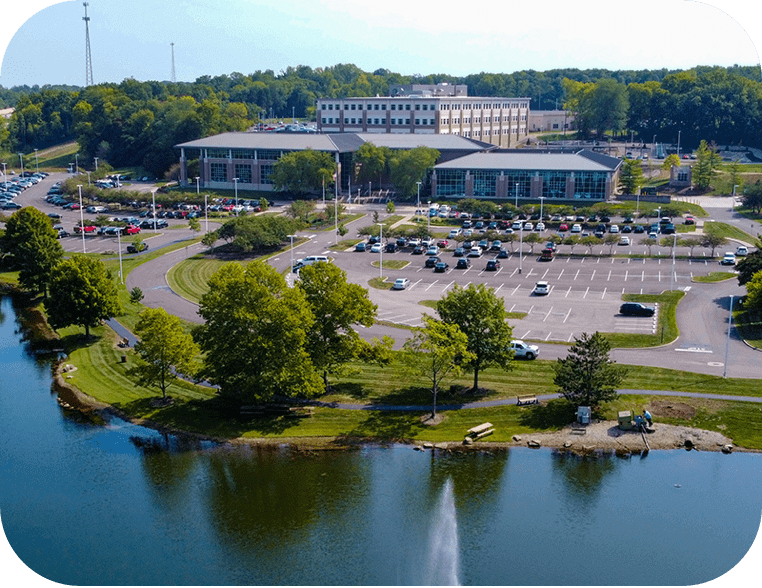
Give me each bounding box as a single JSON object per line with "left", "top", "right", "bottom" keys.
{"left": 208, "top": 162, "right": 272, "bottom": 185}
{"left": 321, "top": 117, "right": 435, "bottom": 126}
{"left": 321, "top": 102, "right": 435, "bottom": 111}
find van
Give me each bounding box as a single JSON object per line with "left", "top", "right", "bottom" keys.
{"left": 293, "top": 255, "right": 330, "bottom": 272}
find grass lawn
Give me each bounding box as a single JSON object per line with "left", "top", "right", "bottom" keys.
{"left": 693, "top": 272, "right": 737, "bottom": 283}
{"left": 371, "top": 259, "right": 409, "bottom": 270}
{"left": 32, "top": 141, "right": 79, "bottom": 170}
{"left": 704, "top": 221, "right": 757, "bottom": 243}
{"left": 368, "top": 277, "right": 393, "bottom": 290}
{"left": 735, "top": 306, "right": 762, "bottom": 349}
{"left": 329, "top": 239, "right": 362, "bottom": 251}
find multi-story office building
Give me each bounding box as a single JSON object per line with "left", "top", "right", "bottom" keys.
{"left": 316, "top": 84, "right": 530, "bottom": 148}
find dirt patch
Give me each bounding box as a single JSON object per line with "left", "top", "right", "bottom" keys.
{"left": 648, "top": 400, "right": 696, "bottom": 420}
{"left": 420, "top": 413, "right": 446, "bottom": 426}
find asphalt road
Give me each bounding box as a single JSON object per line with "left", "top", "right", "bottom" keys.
{"left": 9, "top": 174, "right": 761, "bottom": 378}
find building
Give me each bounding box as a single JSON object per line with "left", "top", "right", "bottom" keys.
{"left": 527, "top": 110, "right": 575, "bottom": 133}
{"left": 316, "top": 83, "right": 530, "bottom": 148}
{"left": 175, "top": 131, "right": 492, "bottom": 193}
{"left": 431, "top": 149, "right": 622, "bottom": 202}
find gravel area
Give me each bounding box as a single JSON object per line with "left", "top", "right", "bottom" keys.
{"left": 508, "top": 420, "right": 736, "bottom": 453}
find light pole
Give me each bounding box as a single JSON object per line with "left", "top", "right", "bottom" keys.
{"left": 117, "top": 229, "right": 123, "bottom": 283}
{"left": 670, "top": 232, "right": 677, "bottom": 291}
{"left": 86, "top": 171, "right": 91, "bottom": 186}
{"left": 538, "top": 196, "right": 545, "bottom": 225}
{"left": 2, "top": 162, "right": 6, "bottom": 190}
{"left": 204, "top": 194, "right": 209, "bottom": 234}
{"left": 94, "top": 157, "right": 99, "bottom": 171}
{"left": 636, "top": 190, "right": 641, "bottom": 217}
{"left": 515, "top": 182, "right": 519, "bottom": 208}
{"left": 519, "top": 224, "right": 524, "bottom": 274}
{"left": 288, "top": 234, "right": 296, "bottom": 285}
{"left": 195, "top": 176, "right": 200, "bottom": 196}
{"left": 233, "top": 177, "right": 239, "bottom": 216}
{"left": 427, "top": 200, "right": 431, "bottom": 235}
{"left": 152, "top": 189, "right": 158, "bottom": 234}
{"left": 75, "top": 153, "right": 79, "bottom": 174}
{"left": 416, "top": 181, "right": 422, "bottom": 214}
{"left": 77, "top": 185, "right": 86, "bottom": 253}
{"left": 723, "top": 296, "right": 734, "bottom": 378}
{"left": 34, "top": 149, "right": 38, "bottom": 173}
{"left": 18, "top": 153, "right": 24, "bottom": 177}
{"left": 676, "top": 130, "right": 681, "bottom": 159}
{"left": 377, "top": 223, "right": 384, "bottom": 279}
{"left": 732, "top": 184, "right": 739, "bottom": 207}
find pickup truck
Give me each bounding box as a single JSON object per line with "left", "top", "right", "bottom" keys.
{"left": 510, "top": 340, "right": 540, "bottom": 360}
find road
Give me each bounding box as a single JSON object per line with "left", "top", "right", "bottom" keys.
{"left": 11, "top": 173, "right": 761, "bottom": 378}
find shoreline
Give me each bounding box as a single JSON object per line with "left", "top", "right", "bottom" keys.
{"left": 54, "top": 361, "right": 751, "bottom": 455}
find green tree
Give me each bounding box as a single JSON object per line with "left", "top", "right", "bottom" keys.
{"left": 619, "top": 158, "right": 644, "bottom": 194}
{"left": 129, "top": 286, "right": 144, "bottom": 304}
{"left": 552, "top": 332, "right": 627, "bottom": 409}
{"left": 402, "top": 315, "right": 473, "bottom": 417}
{"left": 744, "top": 270, "right": 762, "bottom": 312}
{"left": 128, "top": 308, "right": 200, "bottom": 402}
{"left": 736, "top": 250, "right": 762, "bottom": 285}
{"left": 193, "top": 261, "right": 323, "bottom": 404}
{"left": 388, "top": 146, "right": 439, "bottom": 199}
{"left": 1, "top": 207, "right": 64, "bottom": 297}
{"left": 386, "top": 201, "right": 396, "bottom": 214}
{"left": 354, "top": 142, "right": 392, "bottom": 187}
{"left": 188, "top": 217, "right": 201, "bottom": 233}
{"left": 524, "top": 232, "right": 542, "bottom": 253}
{"left": 642, "top": 237, "right": 658, "bottom": 255}
{"left": 47, "top": 255, "right": 122, "bottom": 338}
{"left": 660, "top": 154, "right": 681, "bottom": 171}
{"left": 678, "top": 236, "right": 702, "bottom": 258}
{"left": 297, "top": 262, "right": 386, "bottom": 388}
{"left": 201, "top": 230, "right": 219, "bottom": 250}
{"left": 271, "top": 149, "right": 336, "bottom": 195}
{"left": 287, "top": 199, "right": 316, "bottom": 223}
{"left": 580, "top": 235, "right": 600, "bottom": 255}
{"left": 436, "top": 283, "right": 514, "bottom": 391}
{"left": 701, "top": 230, "right": 728, "bottom": 258}
{"left": 693, "top": 140, "right": 719, "bottom": 190}
{"left": 603, "top": 234, "right": 620, "bottom": 254}
{"left": 742, "top": 181, "right": 762, "bottom": 213}
{"left": 562, "top": 235, "right": 581, "bottom": 254}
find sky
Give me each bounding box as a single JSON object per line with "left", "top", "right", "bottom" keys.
{"left": 0, "top": 0, "right": 760, "bottom": 88}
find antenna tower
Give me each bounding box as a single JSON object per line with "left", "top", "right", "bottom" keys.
{"left": 83, "top": 2, "right": 94, "bottom": 86}
{"left": 170, "top": 42, "right": 176, "bottom": 83}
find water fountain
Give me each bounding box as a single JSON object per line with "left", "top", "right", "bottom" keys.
{"left": 425, "top": 478, "right": 461, "bottom": 585}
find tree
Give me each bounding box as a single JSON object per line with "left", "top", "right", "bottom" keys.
{"left": 524, "top": 232, "right": 542, "bottom": 253}
{"left": 388, "top": 146, "right": 439, "bottom": 199}
{"left": 259, "top": 197, "right": 269, "bottom": 212}
{"left": 271, "top": 149, "right": 336, "bottom": 195}
{"left": 552, "top": 332, "right": 627, "bottom": 409}
{"left": 603, "top": 234, "right": 620, "bottom": 254}
{"left": 402, "top": 315, "right": 473, "bottom": 417}
{"left": 354, "top": 142, "right": 392, "bottom": 187}
{"left": 642, "top": 237, "right": 658, "bottom": 255}
{"left": 736, "top": 250, "right": 762, "bottom": 285}
{"left": 742, "top": 181, "right": 762, "bottom": 214}
{"left": 297, "top": 262, "right": 387, "bottom": 388}
{"left": 1, "top": 207, "right": 64, "bottom": 297}
{"left": 436, "top": 283, "right": 514, "bottom": 391}
{"left": 129, "top": 286, "right": 144, "bottom": 304}
{"left": 693, "top": 140, "right": 719, "bottom": 190}
{"left": 562, "top": 235, "right": 581, "bottom": 255}
{"left": 580, "top": 235, "right": 600, "bottom": 255}
{"left": 47, "top": 255, "right": 122, "bottom": 338}
{"left": 386, "top": 201, "right": 396, "bottom": 214}
{"left": 201, "top": 230, "right": 218, "bottom": 250}
{"left": 661, "top": 154, "right": 681, "bottom": 171}
{"left": 188, "top": 217, "right": 201, "bottom": 233}
{"left": 618, "top": 158, "right": 644, "bottom": 194}
{"left": 193, "top": 261, "right": 323, "bottom": 404}
{"left": 128, "top": 308, "right": 200, "bottom": 402}
{"left": 678, "top": 236, "right": 702, "bottom": 258}
{"left": 701, "top": 231, "right": 727, "bottom": 258}
{"left": 743, "top": 270, "right": 762, "bottom": 312}
{"left": 287, "top": 200, "right": 316, "bottom": 223}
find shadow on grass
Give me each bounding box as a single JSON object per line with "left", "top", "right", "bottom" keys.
{"left": 343, "top": 410, "right": 428, "bottom": 442}
{"left": 518, "top": 398, "right": 576, "bottom": 430}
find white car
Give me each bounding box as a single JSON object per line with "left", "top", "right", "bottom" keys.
{"left": 736, "top": 246, "right": 749, "bottom": 256}
{"left": 533, "top": 281, "right": 550, "bottom": 295}
{"left": 448, "top": 229, "right": 462, "bottom": 238}
{"left": 571, "top": 223, "right": 582, "bottom": 233}
{"left": 535, "top": 222, "right": 545, "bottom": 231}
{"left": 609, "top": 224, "right": 620, "bottom": 233}
{"left": 619, "top": 236, "right": 630, "bottom": 246}
{"left": 523, "top": 222, "right": 533, "bottom": 231}
{"left": 720, "top": 252, "right": 736, "bottom": 266}
{"left": 371, "top": 243, "right": 382, "bottom": 253}
{"left": 392, "top": 278, "right": 410, "bottom": 290}
{"left": 510, "top": 340, "right": 540, "bottom": 360}
{"left": 426, "top": 246, "right": 439, "bottom": 256}
{"left": 468, "top": 246, "right": 483, "bottom": 257}
{"left": 511, "top": 221, "right": 522, "bottom": 230}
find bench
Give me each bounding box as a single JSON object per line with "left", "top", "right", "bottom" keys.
{"left": 466, "top": 422, "right": 495, "bottom": 440}
{"left": 516, "top": 395, "right": 539, "bottom": 406}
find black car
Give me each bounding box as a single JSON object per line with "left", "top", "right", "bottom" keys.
{"left": 455, "top": 258, "right": 471, "bottom": 269}
{"left": 412, "top": 245, "right": 425, "bottom": 255}
{"left": 127, "top": 242, "right": 149, "bottom": 254}
{"left": 496, "top": 249, "right": 509, "bottom": 259}
{"left": 453, "top": 247, "right": 465, "bottom": 257}
{"left": 620, "top": 302, "right": 655, "bottom": 317}
{"left": 621, "top": 225, "right": 632, "bottom": 233}
{"left": 355, "top": 242, "right": 367, "bottom": 252}
{"left": 434, "top": 261, "right": 449, "bottom": 273}
{"left": 485, "top": 259, "right": 500, "bottom": 271}
{"left": 633, "top": 224, "right": 646, "bottom": 234}
{"left": 385, "top": 242, "right": 399, "bottom": 253}
{"left": 425, "top": 256, "right": 440, "bottom": 268}
{"left": 396, "top": 237, "right": 408, "bottom": 248}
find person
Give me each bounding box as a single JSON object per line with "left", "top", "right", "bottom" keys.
{"left": 643, "top": 409, "right": 653, "bottom": 427}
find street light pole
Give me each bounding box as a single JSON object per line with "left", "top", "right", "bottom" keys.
{"left": 427, "top": 201, "right": 431, "bottom": 235}
{"left": 723, "top": 296, "right": 734, "bottom": 378}
{"left": 416, "top": 181, "right": 421, "bottom": 214}
{"left": 288, "top": 234, "right": 295, "bottom": 286}
{"left": 34, "top": 149, "right": 38, "bottom": 173}
{"left": 377, "top": 223, "right": 383, "bottom": 279}
{"left": 519, "top": 225, "right": 523, "bottom": 274}
{"left": 233, "top": 177, "right": 239, "bottom": 216}
{"left": 2, "top": 163, "right": 7, "bottom": 190}
{"left": 152, "top": 189, "right": 158, "bottom": 234}
{"left": 77, "top": 185, "right": 86, "bottom": 253}
{"left": 515, "top": 182, "right": 519, "bottom": 208}
{"left": 87, "top": 171, "right": 91, "bottom": 186}
{"left": 670, "top": 232, "right": 677, "bottom": 291}
{"left": 18, "top": 153, "right": 24, "bottom": 177}
{"left": 195, "top": 176, "right": 200, "bottom": 196}
{"left": 204, "top": 194, "right": 209, "bottom": 234}
{"left": 94, "top": 157, "right": 99, "bottom": 171}
{"left": 75, "top": 153, "right": 79, "bottom": 174}
{"left": 539, "top": 196, "right": 544, "bottom": 225}
{"left": 117, "top": 229, "right": 123, "bottom": 283}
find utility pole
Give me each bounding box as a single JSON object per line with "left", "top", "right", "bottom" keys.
{"left": 170, "top": 42, "right": 176, "bottom": 83}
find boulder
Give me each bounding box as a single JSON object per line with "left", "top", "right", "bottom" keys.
{"left": 721, "top": 444, "right": 733, "bottom": 454}
{"left": 512, "top": 435, "right": 522, "bottom": 442}
{"left": 527, "top": 439, "right": 541, "bottom": 448}
{"left": 463, "top": 437, "right": 474, "bottom": 445}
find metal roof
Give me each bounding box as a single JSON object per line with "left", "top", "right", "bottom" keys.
{"left": 176, "top": 132, "right": 491, "bottom": 153}
{"left": 435, "top": 150, "right": 621, "bottom": 172}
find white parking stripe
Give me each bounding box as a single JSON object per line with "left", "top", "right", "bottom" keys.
{"left": 574, "top": 269, "right": 580, "bottom": 280}
{"left": 512, "top": 284, "right": 521, "bottom": 295}
{"left": 607, "top": 270, "right": 611, "bottom": 281}
{"left": 494, "top": 283, "right": 503, "bottom": 294}
{"left": 563, "top": 307, "right": 573, "bottom": 323}
{"left": 624, "top": 270, "right": 628, "bottom": 281}
{"left": 565, "top": 286, "right": 571, "bottom": 298}
{"left": 426, "top": 280, "right": 439, "bottom": 291}
{"left": 602, "top": 287, "right": 607, "bottom": 299}
{"left": 543, "top": 307, "right": 553, "bottom": 322}
{"left": 590, "top": 270, "right": 596, "bottom": 281}
{"left": 557, "top": 269, "right": 564, "bottom": 279}
{"left": 584, "top": 287, "right": 589, "bottom": 298}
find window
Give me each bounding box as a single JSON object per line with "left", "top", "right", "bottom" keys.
{"left": 257, "top": 149, "right": 281, "bottom": 161}
{"left": 415, "top": 104, "right": 420, "bottom": 110}
{"left": 321, "top": 118, "right": 326, "bottom": 124}
{"left": 391, "top": 104, "right": 396, "bottom": 111}
{"left": 678, "top": 171, "right": 689, "bottom": 182}
{"left": 350, "top": 104, "right": 356, "bottom": 110}
{"left": 415, "top": 119, "right": 420, "bottom": 125}
{"left": 210, "top": 162, "right": 227, "bottom": 182}
{"left": 231, "top": 149, "right": 253, "bottom": 160}
{"left": 405, "top": 104, "right": 411, "bottom": 110}
{"left": 260, "top": 164, "right": 273, "bottom": 185}
{"left": 208, "top": 149, "right": 228, "bottom": 159}
{"left": 358, "top": 104, "right": 363, "bottom": 110}
{"left": 235, "top": 164, "right": 252, "bottom": 184}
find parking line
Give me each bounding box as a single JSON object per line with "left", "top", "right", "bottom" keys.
{"left": 658, "top": 271, "right": 662, "bottom": 282}
{"left": 508, "top": 268, "right": 518, "bottom": 277}
{"left": 624, "top": 270, "right": 628, "bottom": 281}
{"left": 426, "top": 280, "right": 439, "bottom": 291}
{"left": 409, "top": 279, "right": 423, "bottom": 290}
{"left": 442, "top": 281, "right": 454, "bottom": 292}
{"left": 590, "top": 270, "right": 596, "bottom": 281}
{"left": 511, "top": 284, "right": 521, "bottom": 295}
{"left": 601, "top": 287, "right": 607, "bottom": 299}
{"left": 565, "top": 286, "right": 571, "bottom": 298}
{"left": 541, "top": 268, "right": 549, "bottom": 278}
{"left": 607, "top": 270, "right": 611, "bottom": 281}
{"left": 641, "top": 270, "right": 645, "bottom": 281}
{"left": 509, "top": 303, "right": 516, "bottom": 312}
{"left": 583, "top": 287, "right": 589, "bottom": 298}
{"left": 522, "top": 330, "right": 531, "bottom": 338}
{"left": 494, "top": 283, "right": 503, "bottom": 295}
{"left": 563, "top": 307, "right": 572, "bottom": 323}
{"left": 543, "top": 307, "right": 553, "bottom": 322}
{"left": 557, "top": 269, "right": 564, "bottom": 279}
{"left": 574, "top": 269, "right": 580, "bottom": 280}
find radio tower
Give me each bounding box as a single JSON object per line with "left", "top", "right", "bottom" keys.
{"left": 83, "top": 2, "right": 94, "bottom": 86}
{"left": 170, "top": 42, "right": 176, "bottom": 83}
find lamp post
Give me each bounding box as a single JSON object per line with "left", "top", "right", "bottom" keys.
{"left": 416, "top": 181, "right": 422, "bottom": 215}
{"left": 636, "top": 190, "right": 641, "bottom": 217}
{"left": 288, "top": 234, "right": 296, "bottom": 286}
{"left": 77, "top": 185, "right": 86, "bottom": 253}
{"left": 75, "top": 153, "right": 79, "bottom": 174}
{"left": 427, "top": 201, "right": 431, "bottom": 235}
{"left": 723, "top": 296, "right": 734, "bottom": 378}
{"left": 233, "top": 177, "right": 239, "bottom": 216}
{"left": 18, "top": 153, "right": 24, "bottom": 177}
{"left": 732, "top": 184, "right": 739, "bottom": 207}
{"left": 34, "top": 149, "right": 38, "bottom": 173}
{"left": 94, "top": 157, "right": 99, "bottom": 171}
{"left": 117, "top": 229, "right": 123, "bottom": 283}
{"left": 377, "top": 223, "right": 384, "bottom": 279}
{"left": 538, "top": 196, "right": 545, "bottom": 225}
{"left": 204, "top": 194, "right": 209, "bottom": 234}
{"left": 670, "top": 232, "right": 677, "bottom": 292}
{"left": 519, "top": 224, "right": 523, "bottom": 274}
{"left": 515, "top": 182, "right": 519, "bottom": 208}
{"left": 2, "top": 163, "right": 7, "bottom": 190}
{"left": 195, "top": 176, "right": 200, "bottom": 196}
{"left": 152, "top": 189, "right": 158, "bottom": 234}
{"left": 676, "top": 130, "right": 681, "bottom": 159}
{"left": 86, "top": 171, "right": 91, "bottom": 186}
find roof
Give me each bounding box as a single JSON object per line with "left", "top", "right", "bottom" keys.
{"left": 176, "top": 132, "right": 492, "bottom": 154}
{"left": 435, "top": 150, "right": 622, "bottom": 172}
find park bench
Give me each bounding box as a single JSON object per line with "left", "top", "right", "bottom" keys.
{"left": 466, "top": 422, "right": 495, "bottom": 441}
{"left": 516, "top": 395, "right": 539, "bottom": 406}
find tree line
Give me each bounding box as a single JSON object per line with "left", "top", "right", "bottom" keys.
{"left": 2, "top": 64, "right": 760, "bottom": 182}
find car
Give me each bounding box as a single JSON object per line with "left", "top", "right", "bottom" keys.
{"left": 659, "top": 217, "right": 672, "bottom": 225}
{"left": 621, "top": 225, "right": 632, "bottom": 233}
{"left": 523, "top": 222, "right": 533, "bottom": 231}
{"left": 511, "top": 221, "right": 522, "bottom": 230}
{"left": 355, "top": 242, "right": 367, "bottom": 252}
{"left": 478, "top": 239, "right": 489, "bottom": 250}
{"left": 396, "top": 237, "right": 408, "bottom": 248}
{"left": 684, "top": 215, "right": 695, "bottom": 225}
{"left": 496, "top": 248, "right": 509, "bottom": 259}
{"left": 535, "top": 222, "right": 545, "bottom": 231}
{"left": 485, "top": 259, "right": 500, "bottom": 271}
{"left": 571, "top": 223, "right": 582, "bottom": 233}
{"left": 99, "top": 226, "right": 121, "bottom": 236}
{"left": 47, "top": 212, "right": 61, "bottom": 220}
{"left": 619, "top": 236, "right": 630, "bottom": 246}
{"left": 54, "top": 226, "right": 68, "bottom": 239}
{"left": 140, "top": 219, "right": 169, "bottom": 229}
{"left": 462, "top": 220, "right": 472, "bottom": 229}
{"left": 633, "top": 224, "right": 645, "bottom": 234}
{"left": 368, "top": 235, "right": 380, "bottom": 245}
{"left": 385, "top": 242, "right": 399, "bottom": 253}
{"left": 510, "top": 340, "right": 540, "bottom": 360}
{"left": 558, "top": 223, "right": 568, "bottom": 231}
{"left": 463, "top": 228, "right": 473, "bottom": 237}
{"left": 126, "top": 242, "right": 149, "bottom": 254}
{"left": 533, "top": 281, "right": 550, "bottom": 295}
{"left": 609, "top": 224, "right": 620, "bottom": 233}
{"left": 620, "top": 302, "right": 655, "bottom": 317}
{"left": 540, "top": 248, "right": 554, "bottom": 261}
{"left": 462, "top": 240, "right": 473, "bottom": 250}
{"left": 720, "top": 252, "right": 736, "bottom": 266}
{"left": 1, "top": 202, "right": 21, "bottom": 210}
{"left": 475, "top": 221, "right": 484, "bottom": 230}
{"left": 392, "top": 278, "right": 410, "bottom": 290}
{"left": 599, "top": 215, "right": 611, "bottom": 223}
{"left": 412, "top": 245, "right": 425, "bottom": 255}
{"left": 623, "top": 216, "right": 634, "bottom": 224}
{"left": 123, "top": 225, "right": 141, "bottom": 235}
{"left": 370, "top": 243, "right": 382, "bottom": 253}
{"left": 425, "top": 256, "right": 440, "bottom": 268}
{"left": 648, "top": 231, "right": 659, "bottom": 239}
{"left": 74, "top": 224, "right": 97, "bottom": 234}
{"left": 453, "top": 247, "right": 465, "bottom": 257}
{"left": 448, "top": 229, "right": 462, "bottom": 239}
{"left": 426, "top": 246, "right": 439, "bottom": 256}
{"left": 455, "top": 258, "right": 471, "bottom": 269}
{"left": 436, "top": 240, "right": 449, "bottom": 248}
{"left": 468, "top": 246, "right": 482, "bottom": 257}
{"left": 661, "top": 223, "right": 676, "bottom": 235}
{"left": 736, "top": 246, "right": 749, "bottom": 256}
{"left": 545, "top": 241, "right": 558, "bottom": 252}
{"left": 434, "top": 261, "right": 449, "bottom": 273}
{"left": 490, "top": 240, "right": 502, "bottom": 251}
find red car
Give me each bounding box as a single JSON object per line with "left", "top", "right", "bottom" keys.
{"left": 123, "top": 225, "right": 141, "bottom": 235}
{"left": 558, "top": 223, "right": 569, "bottom": 231}
{"left": 74, "top": 225, "right": 97, "bottom": 234}
{"left": 437, "top": 239, "right": 449, "bottom": 248}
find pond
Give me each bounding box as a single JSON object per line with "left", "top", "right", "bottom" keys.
{"left": 1, "top": 296, "right": 760, "bottom": 585}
